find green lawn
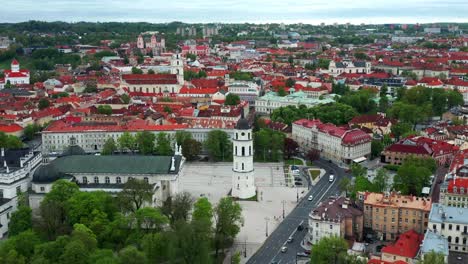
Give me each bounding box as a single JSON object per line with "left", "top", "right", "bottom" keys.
{"left": 306, "top": 161, "right": 313, "bottom": 166}
{"left": 284, "top": 158, "right": 304, "bottom": 166}
{"left": 309, "top": 169, "right": 320, "bottom": 180}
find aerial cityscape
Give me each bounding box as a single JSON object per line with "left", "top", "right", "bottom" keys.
{"left": 0, "top": 1, "right": 468, "bottom": 264}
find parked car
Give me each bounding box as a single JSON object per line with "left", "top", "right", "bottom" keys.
{"left": 294, "top": 177, "right": 302, "bottom": 181}
{"left": 287, "top": 237, "right": 293, "bottom": 243}
{"left": 297, "top": 252, "right": 309, "bottom": 257}
{"left": 295, "top": 182, "right": 303, "bottom": 186}
{"left": 304, "top": 249, "right": 311, "bottom": 254}
{"left": 308, "top": 195, "right": 313, "bottom": 201}
{"left": 297, "top": 224, "right": 304, "bottom": 231}
{"left": 281, "top": 246, "right": 288, "bottom": 253}
{"left": 329, "top": 174, "right": 335, "bottom": 182}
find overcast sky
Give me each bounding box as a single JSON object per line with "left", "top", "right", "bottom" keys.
{"left": 1, "top": 0, "right": 467, "bottom": 24}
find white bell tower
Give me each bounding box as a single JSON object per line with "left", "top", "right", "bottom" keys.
{"left": 171, "top": 53, "right": 184, "bottom": 85}
{"left": 231, "top": 112, "right": 256, "bottom": 199}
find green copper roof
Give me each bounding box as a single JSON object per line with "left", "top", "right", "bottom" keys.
{"left": 50, "top": 155, "right": 182, "bottom": 175}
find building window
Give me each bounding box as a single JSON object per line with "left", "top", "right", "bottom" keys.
{"left": 105, "top": 177, "right": 110, "bottom": 184}
{"left": 242, "top": 147, "right": 245, "bottom": 156}
{"left": 40, "top": 187, "right": 45, "bottom": 192}
{"left": 94, "top": 177, "right": 99, "bottom": 184}
{"left": 449, "top": 224, "right": 453, "bottom": 230}
{"left": 83, "top": 177, "right": 88, "bottom": 184}
{"left": 16, "top": 186, "right": 21, "bottom": 195}
{"left": 144, "top": 177, "right": 149, "bottom": 183}
{"left": 242, "top": 163, "right": 244, "bottom": 170}
{"left": 235, "top": 146, "right": 238, "bottom": 155}
{"left": 249, "top": 146, "right": 252, "bottom": 156}
{"left": 116, "top": 177, "right": 121, "bottom": 184}
{"left": 330, "top": 225, "right": 333, "bottom": 230}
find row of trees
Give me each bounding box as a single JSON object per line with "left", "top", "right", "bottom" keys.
{"left": 340, "top": 156, "right": 437, "bottom": 198}
{"left": 271, "top": 103, "right": 358, "bottom": 125}
{"left": 2, "top": 179, "right": 243, "bottom": 264}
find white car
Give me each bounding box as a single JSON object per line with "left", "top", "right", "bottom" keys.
{"left": 281, "top": 246, "right": 288, "bottom": 253}
{"left": 329, "top": 174, "right": 335, "bottom": 182}
{"left": 308, "top": 195, "right": 313, "bottom": 201}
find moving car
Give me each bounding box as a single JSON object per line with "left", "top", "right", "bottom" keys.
{"left": 308, "top": 195, "right": 313, "bottom": 201}
{"left": 287, "top": 237, "right": 293, "bottom": 243}
{"left": 281, "top": 246, "right": 288, "bottom": 253}
{"left": 297, "top": 224, "right": 304, "bottom": 231}
{"left": 329, "top": 174, "right": 335, "bottom": 182}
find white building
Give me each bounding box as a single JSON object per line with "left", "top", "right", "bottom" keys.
{"left": 41, "top": 119, "right": 236, "bottom": 154}
{"left": 0, "top": 59, "right": 30, "bottom": 89}
{"left": 121, "top": 54, "right": 184, "bottom": 95}
{"left": 0, "top": 148, "right": 42, "bottom": 238}
{"left": 30, "top": 142, "right": 184, "bottom": 209}
{"left": 428, "top": 203, "right": 468, "bottom": 253}
{"left": 255, "top": 91, "right": 334, "bottom": 115}
{"left": 227, "top": 81, "right": 260, "bottom": 106}
{"left": 231, "top": 116, "right": 256, "bottom": 199}
{"left": 292, "top": 119, "right": 372, "bottom": 164}
{"left": 328, "top": 60, "right": 371, "bottom": 77}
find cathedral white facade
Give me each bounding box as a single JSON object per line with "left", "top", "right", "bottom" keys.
{"left": 231, "top": 116, "right": 256, "bottom": 199}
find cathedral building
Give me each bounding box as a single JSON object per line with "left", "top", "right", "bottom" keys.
{"left": 137, "top": 34, "right": 166, "bottom": 55}
{"left": 0, "top": 59, "right": 30, "bottom": 89}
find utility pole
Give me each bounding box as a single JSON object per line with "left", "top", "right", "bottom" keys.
{"left": 244, "top": 236, "right": 247, "bottom": 258}
{"left": 265, "top": 217, "right": 270, "bottom": 237}
{"left": 296, "top": 187, "right": 299, "bottom": 202}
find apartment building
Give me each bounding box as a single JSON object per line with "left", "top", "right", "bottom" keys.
{"left": 359, "top": 192, "right": 432, "bottom": 241}
{"left": 428, "top": 204, "right": 468, "bottom": 253}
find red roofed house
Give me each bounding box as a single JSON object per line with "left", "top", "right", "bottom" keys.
{"left": 0, "top": 59, "right": 30, "bottom": 89}
{"left": 349, "top": 114, "right": 395, "bottom": 135}
{"left": 382, "top": 136, "right": 458, "bottom": 166}
{"left": 367, "top": 259, "right": 407, "bottom": 264}
{"left": 381, "top": 230, "right": 423, "bottom": 264}
{"left": 181, "top": 45, "right": 210, "bottom": 57}
{"left": 292, "top": 119, "right": 372, "bottom": 164}
{"left": 0, "top": 123, "right": 24, "bottom": 137}
{"left": 440, "top": 177, "right": 468, "bottom": 208}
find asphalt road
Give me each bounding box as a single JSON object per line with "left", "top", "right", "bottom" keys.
{"left": 247, "top": 159, "right": 349, "bottom": 264}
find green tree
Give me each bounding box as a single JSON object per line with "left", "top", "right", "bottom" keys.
{"left": 131, "top": 67, "right": 143, "bottom": 74}
{"left": 339, "top": 177, "right": 352, "bottom": 196}
{"left": 117, "top": 178, "right": 153, "bottom": 213}
{"left": 88, "top": 249, "right": 119, "bottom": 264}
{"left": 118, "top": 246, "right": 147, "bottom": 264}
{"left": 277, "top": 86, "right": 287, "bottom": 96}
{"left": 0, "top": 230, "right": 41, "bottom": 262}
{"left": 310, "top": 236, "right": 348, "bottom": 264}
{"left": 350, "top": 163, "right": 367, "bottom": 177}
{"left": 101, "top": 137, "right": 117, "bottom": 155}
{"left": 118, "top": 132, "right": 136, "bottom": 152}
{"left": 59, "top": 240, "right": 89, "bottom": 264}
{"left": 393, "top": 159, "right": 432, "bottom": 195}
{"left": 23, "top": 124, "right": 41, "bottom": 140}
{"left": 121, "top": 94, "right": 130, "bottom": 104}
{"left": 141, "top": 232, "right": 173, "bottom": 263}
{"left": 135, "top": 131, "right": 156, "bottom": 155}
{"left": 0, "top": 133, "right": 23, "bottom": 149}
{"left": 163, "top": 105, "right": 172, "bottom": 114}
{"left": 446, "top": 90, "right": 464, "bottom": 109}
{"left": 371, "top": 140, "right": 383, "bottom": 160}
{"left": 232, "top": 252, "right": 241, "bottom": 264}
{"left": 8, "top": 206, "right": 32, "bottom": 236}
{"left": 225, "top": 93, "right": 241, "bottom": 105}
{"left": 175, "top": 131, "right": 192, "bottom": 145}
{"left": 285, "top": 78, "right": 295, "bottom": 87}
{"left": 97, "top": 105, "right": 113, "bottom": 115}
{"left": 135, "top": 207, "right": 168, "bottom": 233}
{"left": 417, "top": 251, "right": 445, "bottom": 264}
{"left": 147, "top": 69, "right": 155, "bottom": 74}
{"left": 373, "top": 169, "right": 389, "bottom": 193}
{"left": 214, "top": 197, "right": 243, "bottom": 257}
{"left": 193, "top": 197, "right": 213, "bottom": 223}
{"left": 205, "top": 130, "right": 231, "bottom": 161}
{"left": 66, "top": 191, "right": 116, "bottom": 229}
{"left": 181, "top": 138, "right": 202, "bottom": 161}
{"left": 390, "top": 122, "right": 413, "bottom": 140}
{"left": 0, "top": 249, "right": 26, "bottom": 264}
{"left": 38, "top": 98, "right": 50, "bottom": 110}
{"left": 155, "top": 132, "right": 173, "bottom": 155}
{"left": 162, "top": 192, "right": 194, "bottom": 225}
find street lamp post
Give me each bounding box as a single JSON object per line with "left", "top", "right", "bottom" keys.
{"left": 265, "top": 217, "right": 270, "bottom": 237}
{"left": 282, "top": 200, "right": 286, "bottom": 218}
{"left": 296, "top": 186, "right": 299, "bottom": 202}
{"left": 244, "top": 236, "right": 247, "bottom": 258}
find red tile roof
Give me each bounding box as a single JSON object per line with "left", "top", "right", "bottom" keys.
{"left": 447, "top": 177, "right": 468, "bottom": 194}
{"left": 0, "top": 123, "right": 23, "bottom": 133}
{"left": 381, "top": 230, "right": 423, "bottom": 258}
{"left": 122, "top": 74, "right": 178, "bottom": 85}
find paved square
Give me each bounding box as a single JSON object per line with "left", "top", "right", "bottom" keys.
{"left": 180, "top": 162, "right": 309, "bottom": 262}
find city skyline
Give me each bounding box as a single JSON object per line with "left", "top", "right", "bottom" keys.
{"left": 1, "top": 0, "right": 468, "bottom": 24}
